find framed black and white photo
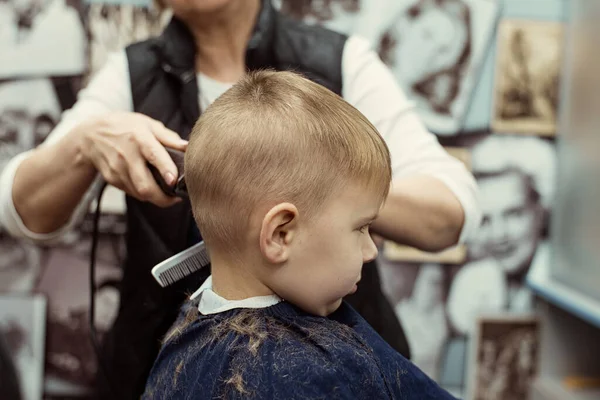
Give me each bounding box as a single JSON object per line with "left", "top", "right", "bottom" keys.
{"left": 492, "top": 19, "right": 565, "bottom": 136}
{"left": 0, "top": 295, "right": 47, "bottom": 400}
{"left": 0, "top": 0, "right": 86, "bottom": 78}
{"left": 466, "top": 315, "right": 540, "bottom": 400}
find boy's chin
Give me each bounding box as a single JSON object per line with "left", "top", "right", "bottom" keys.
{"left": 349, "top": 282, "right": 358, "bottom": 294}
{"left": 298, "top": 298, "right": 344, "bottom": 317}
{"left": 321, "top": 299, "right": 343, "bottom": 317}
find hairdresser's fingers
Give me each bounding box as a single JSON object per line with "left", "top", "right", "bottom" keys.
{"left": 133, "top": 130, "right": 180, "bottom": 188}
{"left": 86, "top": 138, "right": 158, "bottom": 205}
{"left": 127, "top": 152, "right": 182, "bottom": 208}
{"left": 146, "top": 117, "right": 188, "bottom": 151}
{"left": 91, "top": 151, "right": 131, "bottom": 193}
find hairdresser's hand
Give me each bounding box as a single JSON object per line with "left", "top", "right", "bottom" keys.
{"left": 76, "top": 112, "right": 188, "bottom": 207}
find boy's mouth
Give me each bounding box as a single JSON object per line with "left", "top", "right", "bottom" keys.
{"left": 349, "top": 278, "right": 361, "bottom": 294}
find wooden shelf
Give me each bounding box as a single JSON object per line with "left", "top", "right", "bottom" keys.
{"left": 531, "top": 377, "right": 600, "bottom": 400}
{"left": 530, "top": 299, "right": 600, "bottom": 400}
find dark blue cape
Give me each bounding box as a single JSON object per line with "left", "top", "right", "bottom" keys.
{"left": 143, "top": 301, "right": 457, "bottom": 399}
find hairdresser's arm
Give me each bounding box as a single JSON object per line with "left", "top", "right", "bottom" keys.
{"left": 342, "top": 36, "right": 481, "bottom": 251}
{"left": 0, "top": 53, "right": 131, "bottom": 243}
{"left": 0, "top": 52, "right": 184, "bottom": 244}
{"left": 373, "top": 176, "right": 469, "bottom": 251}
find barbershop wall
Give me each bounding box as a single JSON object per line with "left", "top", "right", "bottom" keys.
{"left": 0, "top": 0, "right": 566, "bottom": 398}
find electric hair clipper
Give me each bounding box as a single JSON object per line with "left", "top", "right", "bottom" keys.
{"left": 148, "top": 147, "right": 188, "bottom": 198}
{"left": 148, "top": 147, "right": 211, "bottom": 287}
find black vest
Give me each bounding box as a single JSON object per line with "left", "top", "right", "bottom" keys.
{"left": 97, "top": 3, "right": 408, "bottom": 399}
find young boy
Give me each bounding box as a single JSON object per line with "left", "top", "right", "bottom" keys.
{"left": 142, "top": 71, "right": 457, "bottom": 399}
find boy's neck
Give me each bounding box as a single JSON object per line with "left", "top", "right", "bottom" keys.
{"left": 210, "top": 255, "right": 275, "bottom": 301}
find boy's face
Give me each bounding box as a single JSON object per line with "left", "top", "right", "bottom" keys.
{"left": 267, "top": 182, "right": 381, "bottom": 316}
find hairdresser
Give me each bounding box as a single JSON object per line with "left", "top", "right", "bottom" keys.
{"left": 0, "top": 0, "right": 480, "bottom": 398}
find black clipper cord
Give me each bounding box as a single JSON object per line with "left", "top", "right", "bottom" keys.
{"left": 89, "top": 147, "right": 187, "bottom": 398}
{"left": 89, "top": 181, "right": 117, "bottom": 398}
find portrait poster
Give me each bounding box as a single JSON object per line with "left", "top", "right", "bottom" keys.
{"left": 0, "top": 79, "right": 62, "bottom": 295}
{"left": 491, "top": 19, "right": 565, "bottom": 136}
{"left": 446, "top": 134, "right": 556, "bottom": 336}
{"left": 377, "top": 0, "right": 501, "bottom": 136}
{"left": 0, "top": 79, "right": 62, "bottom": 160}
{"left": 0, "top": 0, "right": 86, "bottom": 78}
{"left": 36, "top": 243, "right": 123, "bottom": 394}
{"left": 276, "top": 0, "right": 501, "bottom": 136}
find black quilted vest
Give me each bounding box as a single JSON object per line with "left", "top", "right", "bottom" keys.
{"left": 97, "top": 2, "right": 409, "bottom": 399}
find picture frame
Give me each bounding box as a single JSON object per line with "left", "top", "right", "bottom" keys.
{"left": 491, "top": 19, "right": 565, "bottom": 136}
{"left": 465, "top": 314, "right": 540, "bottom": 400}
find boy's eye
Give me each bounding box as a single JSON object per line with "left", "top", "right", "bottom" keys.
{"left": 359, "top": 224, "right": 370, "bottom": 234}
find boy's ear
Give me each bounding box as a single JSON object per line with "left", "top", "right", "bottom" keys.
{"left": 259, "top": 203, "right": 298, "bottom": 264}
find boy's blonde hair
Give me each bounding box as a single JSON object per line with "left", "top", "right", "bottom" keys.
{"left": 184, "top": 70, "right": 391, "bottom": 254}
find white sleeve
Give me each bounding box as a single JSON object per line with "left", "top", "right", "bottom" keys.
{"left": 341, "top": 35, "right": 481, "bottom": 243}
{"left": 0, "top": 51, "right": 132, "bottom": 244}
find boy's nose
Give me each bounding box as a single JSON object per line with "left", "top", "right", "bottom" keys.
{"left": 363, "top": 236, "right": 379, "bottom": 263}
